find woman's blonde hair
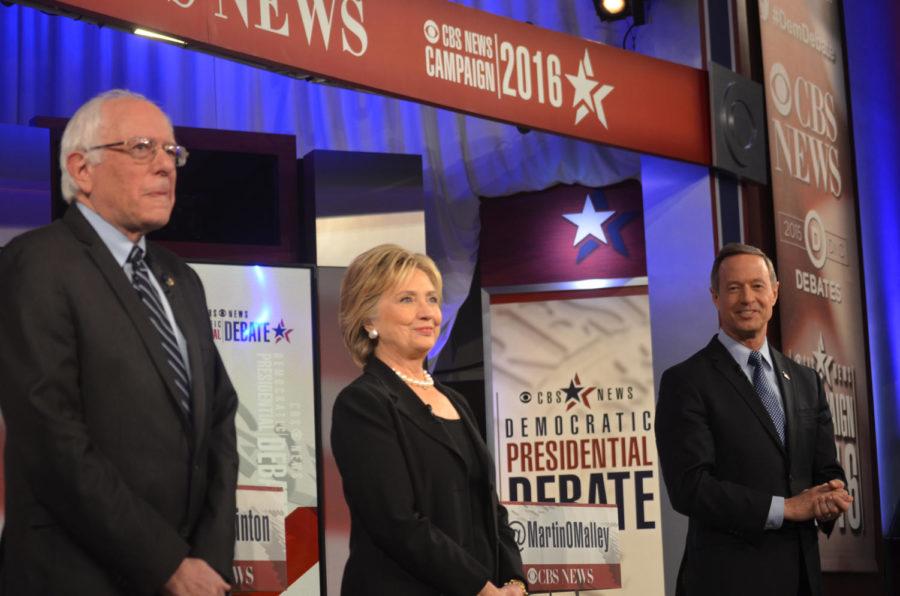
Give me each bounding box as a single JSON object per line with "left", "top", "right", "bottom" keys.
{"left": 339, "top": 244, "right": 443, "bottom": 367}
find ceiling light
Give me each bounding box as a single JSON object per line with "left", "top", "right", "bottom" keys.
{"left": 134, "top": 28, "right": 187, "bottom": 46}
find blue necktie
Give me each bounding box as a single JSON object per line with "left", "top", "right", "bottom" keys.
{"left": 748, "top": 351, "right": 785, "bottom": 444}
{"left": 128, "top": 246, "right": 192, "bottom": 417}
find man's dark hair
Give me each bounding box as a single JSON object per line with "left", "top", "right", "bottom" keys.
{"left": 710, "top": 243, "right": 778, "bottom": 293}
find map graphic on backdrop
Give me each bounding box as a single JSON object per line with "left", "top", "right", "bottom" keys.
{"left": 489, "top": 293, "right": 663, "bottom": 595}
{"left": 191, "top": 263, "right": 320, "bottom": 594}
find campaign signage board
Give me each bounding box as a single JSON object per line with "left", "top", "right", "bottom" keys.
{"left": 234, "top": 485, "right": 288, "bottom": 591}
{"left": 488, "top": 293, "right": 663, "bottom": 595}
{"left": 191, "top": 263, "right": 320, "bottom": 594}
{"left": 25, "top": 0, "right": 710, "bottom": 164}
{"left": 757, "top": 0, "right": 878, "bottom": 572}
{"left": 480, "top": 181, "right": 646, "bottom": 290}
{"left": 505, "top": 502, "right": 621, "bottom": 592}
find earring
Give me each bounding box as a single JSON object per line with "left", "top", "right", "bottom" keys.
{"left": 368, "top": 328, "right": 379, "bottom": 340}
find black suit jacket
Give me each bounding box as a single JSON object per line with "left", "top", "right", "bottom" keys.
{"left": 331, "top": 357, "right": 524, "bottom": 596}
{"left": 0, "top": 206, "right": 239, "bottom": 595}
{"left": 655, "top": 336, "right": 844, "bottom": 596}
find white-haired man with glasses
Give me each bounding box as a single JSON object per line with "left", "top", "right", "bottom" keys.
{"left": 0, "top": 89, "right": 238, "bottom": 596}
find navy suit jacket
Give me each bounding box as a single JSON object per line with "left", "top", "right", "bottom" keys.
{"left": 655, "top": 336, "right": 844, "bottom": 596}
{"left": 0, "top": 206, "right": 238, "bottom": 595}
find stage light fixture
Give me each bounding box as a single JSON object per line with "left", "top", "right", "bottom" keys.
{"left": 593, "top": 0, "right": 645, "bottom": 25}
{"left": 134, "top": 28, "right": 186, "bottom": 46}
{"left": 603, "top": 0, "right": 626, "bottom": 14}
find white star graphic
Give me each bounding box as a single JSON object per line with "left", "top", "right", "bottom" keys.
{"left": 592, "top": 84, "right": 614, "bottom": 128}
{"left": 565, "top": 49, "right": 614, "bottom": 128}
{"left": 563, "top": 196, "right": 615, "bottom": 245}
{"left": 567, "top": 61, "right": 598, "bottom": 110}
{"left": 812, "top": 333, "right": 834, "bottom": 388}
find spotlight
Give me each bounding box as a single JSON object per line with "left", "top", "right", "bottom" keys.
{"left": 603, "top": 0, "right": 626, "bottom": 14}
{"left": 593, "top": 0, "right": 645, "bottom": 25}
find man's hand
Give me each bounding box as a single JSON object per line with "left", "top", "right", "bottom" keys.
{"left": 162, "top": 558, "right": 231, "bottom": 596}
{"left": 812, "top": 479, "right": 853, "bottom": 522}
{"left": 784, "top": 480, "right": 853, "bottom": 522}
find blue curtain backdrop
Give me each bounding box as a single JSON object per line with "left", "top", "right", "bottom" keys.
{"left": 0, "top": 1, "right": 640, "bottom": 357}
{"left": 844, "top": 0, "right": 900, "bottom": 534}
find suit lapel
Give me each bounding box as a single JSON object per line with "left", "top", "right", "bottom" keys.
{"left": 770, "top": 349, "right": 797, "bottom": 459}
{"left": 706, "top": 337, "right": 786, "bottom": 454}
{"left": 148, "top": 248, "right": 206, "bottom": 439}
{"left": 366, "top": 359, "right": 466, "bottom": 466}
{"left": 64, "top": 207, "right": 192, "bottom": 433}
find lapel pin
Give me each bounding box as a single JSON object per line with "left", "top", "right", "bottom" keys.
{"left": 782, "top": 371, "right": 790, "bottom": 380}
{"left": 165, "top": 275, "right": 175, "bottom": 288}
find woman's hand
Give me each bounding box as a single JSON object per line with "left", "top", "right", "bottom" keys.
{"left": 477, "top": 581, "right": 503, "bottom": 596}
{"left": 478, "top": 580, "right": 527, "bottom": 595}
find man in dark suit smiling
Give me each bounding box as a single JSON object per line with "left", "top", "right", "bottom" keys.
{"left": 655, "top": 243, "right": 851, "bottom": 596}
{"left": 0, "top": 90, "right": 238, "bottom": 595}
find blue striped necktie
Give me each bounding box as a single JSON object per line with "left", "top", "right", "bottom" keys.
{"left": 748, "top": 350, "right": 785, "bottom": 444}
{"left": 127, "top": 246, "right": 192, "bottom": 416}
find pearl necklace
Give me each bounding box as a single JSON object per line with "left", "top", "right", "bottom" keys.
{"left": 391, "top": 367, "right": 435, "bottom": 388}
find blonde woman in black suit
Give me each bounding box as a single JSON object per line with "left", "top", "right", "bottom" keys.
{"left": 331, "top": 244, "right": 526, "bottom": 596}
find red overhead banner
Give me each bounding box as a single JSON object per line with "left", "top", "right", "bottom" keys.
{"left": 26, "top": 0, "right": 711, "bottom": 165}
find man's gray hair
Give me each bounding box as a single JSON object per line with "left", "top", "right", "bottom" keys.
{"left": 710, "top": 242, "right": 778, "bottom": 293}
{"left": 59, "top": 89, "right": 167, "bottom": 203}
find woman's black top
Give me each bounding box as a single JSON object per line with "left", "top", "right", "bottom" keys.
{"left": 439, "top": 416, "right": 496, "bottom": 574}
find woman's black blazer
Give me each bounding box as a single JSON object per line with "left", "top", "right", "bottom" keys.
{"left": 331, "top": 357, "right": 524, "bottom": 596}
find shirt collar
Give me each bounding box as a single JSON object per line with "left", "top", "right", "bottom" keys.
{"left": 75, "top": 201, "right": 146, "bottom": 268}
{"left": 717, "top": 329, "right": 773, "bottom": 370}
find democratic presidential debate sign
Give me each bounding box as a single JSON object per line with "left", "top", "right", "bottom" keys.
{"left": 488, "top": 293, "right": 663, "bottom": 595}
{"left": 26, "top": 0, "right": 710, "bottom": 165}
{"left": 505, "top": 502, "right": 621, "bottom": 592}
{"left": 191, "top": 263, "right": 320, "bottom": 595}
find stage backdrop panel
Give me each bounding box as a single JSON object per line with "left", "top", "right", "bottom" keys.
{"left": 191, "top": 263, "right": 320, "bottom": 594}
{"left": 482, "top": 181, "right": 663, "bottom": 595}
{"left": 758, "top": 0, "right": 878, "bottom": 572}
{"left": 488, "top": 294, "right": 663, "bottom": 595}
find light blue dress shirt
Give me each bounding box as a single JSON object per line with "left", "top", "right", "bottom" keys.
{"left": 76, "top": 202, "right": 191, "bottom": 380}
{"left": 717, "top": 330, "right": 785, "bottom": 530}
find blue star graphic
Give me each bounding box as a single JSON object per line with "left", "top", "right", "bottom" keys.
{"left": 273, "top": 319, "right": 293, "bottom": 343}
{"left": 562, "top": 379, "right": 583, "bottom": 407}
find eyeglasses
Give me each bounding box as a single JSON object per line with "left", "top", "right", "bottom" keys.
{"left": 87, "top": 136, "right": 190, "bottom": 167}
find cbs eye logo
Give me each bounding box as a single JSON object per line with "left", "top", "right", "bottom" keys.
{"left": 519, "top": 392, "right": 532, "bottom": 404}
{"left": 804, "top": 210, "right": 827, "bottom": 269}
{"left": 423, "top": 20, "right": 439, "bottom": 44}
{"left": 769, "top": 62, "right": 792, "bottom": 117}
